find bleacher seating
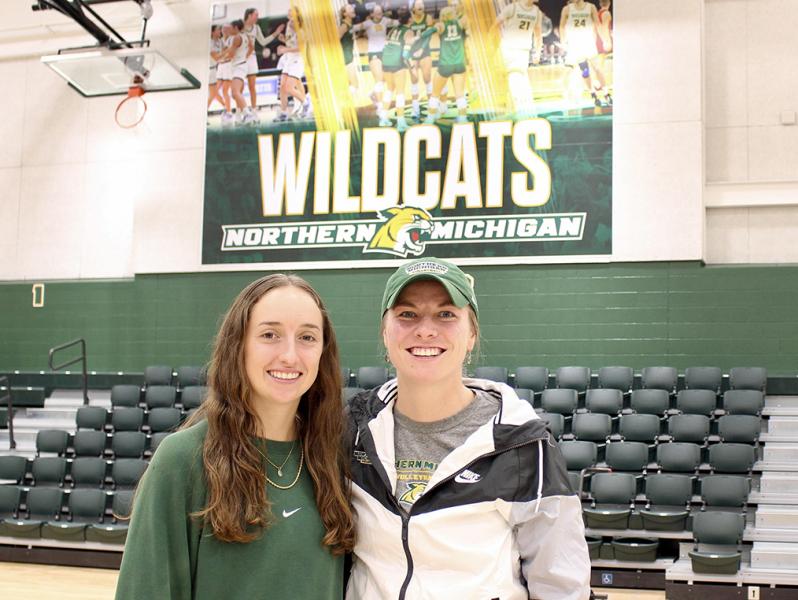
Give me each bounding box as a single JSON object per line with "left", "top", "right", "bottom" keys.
{"left": 1, "top": 363, "right": 794, "bottom": 590}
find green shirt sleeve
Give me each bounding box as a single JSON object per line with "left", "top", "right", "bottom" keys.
{"left": 115, "top": 424, "right": 207, "bottom": 600}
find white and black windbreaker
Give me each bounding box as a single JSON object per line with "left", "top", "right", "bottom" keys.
{"left": 346, "top": 378, "right": 591, "bottom": 600}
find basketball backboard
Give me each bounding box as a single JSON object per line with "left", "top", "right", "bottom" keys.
{"left": 41, "top": 46, "right": 200, "bottom": 97}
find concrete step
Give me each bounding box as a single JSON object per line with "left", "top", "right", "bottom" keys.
{"left": 767, "top": 417, "right": 798, "bottom": 434}
{"left": 763, "top": 397, "right": 798, "bottom": 417}
{"left": 751, "top": 542, "right": 798, "bottom": 569}
{"left": 9, "top": 417, "right": 75, "bottom": 431}
{"left": 45, "top": 389, "right": 111, "bottom": 409}
{"left": 760, "top": 473, "right": 798, "bottom": 495}
{"left": 755, "top": 461, "right": 798, "bottom": 472}
{"left": 761, "top": 417, "right": 798, "bottom": 441}
{"left": 25, "top": 408, "right": 79, "bottom": 420}
{"left": 762, "top": 444, "right": 798, "bottom": 463}
{"left": 755, "top": 506, "right": 798, "bottom": 530}
{"left": 748, "top": 492, "right": 798, "bottom": 505}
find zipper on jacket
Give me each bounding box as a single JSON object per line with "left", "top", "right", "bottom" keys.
{"left": 394, "top": 435, "right": 549, "bottom": 600}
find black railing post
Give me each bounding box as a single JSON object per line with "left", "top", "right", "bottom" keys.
{"left": 0, "top": 375, "right": 14, "bottom": 450}
{"left": 48, "top": 338, "right": 90, "bottom": 406}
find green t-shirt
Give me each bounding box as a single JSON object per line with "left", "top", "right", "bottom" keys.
{"left": 382, "top": 25, "right": 409, "bottom": 68}
{"left": 439, "top": 18, "right": 466, "bottom": 67}
{"left": 115, "top": 420, "right": 343, "bottom": 600}
{"left": 340, "top": 21, "right": 355, "bottom": 64}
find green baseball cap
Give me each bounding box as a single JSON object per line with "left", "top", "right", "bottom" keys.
{"left": 381, "top": 257, "right": 479, "bottom": 318}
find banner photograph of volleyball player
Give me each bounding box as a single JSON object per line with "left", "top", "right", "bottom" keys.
{"left": 203, "top": 0, "right": 612, "bottom": 268}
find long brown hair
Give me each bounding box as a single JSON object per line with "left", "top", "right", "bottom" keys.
{"left": 188, "top": 274, "right": 354, "bottom": 552}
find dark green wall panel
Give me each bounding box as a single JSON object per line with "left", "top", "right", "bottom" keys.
{"left": 1, "top": 262, "right": 797, "bottom": 374}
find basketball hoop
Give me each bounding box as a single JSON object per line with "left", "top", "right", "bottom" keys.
{"left": 115, "top": 75, "right": 148, "bottom": 128}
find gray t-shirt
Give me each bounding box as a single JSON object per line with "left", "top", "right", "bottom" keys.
{"left": 393, "top": 390, "right": 499, "bottom": 510}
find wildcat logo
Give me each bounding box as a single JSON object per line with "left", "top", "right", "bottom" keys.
{"left": 364, "top": 206, "right": 434, "bottom": 257}
{"left": 399, "top": 481, "right": 427, "bottom": 505}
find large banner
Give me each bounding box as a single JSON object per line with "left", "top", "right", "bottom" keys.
{"left": 203, "top": 0, "right": 612, "bottom": 266}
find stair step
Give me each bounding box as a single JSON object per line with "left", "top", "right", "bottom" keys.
{"left": 751, "top": 542, "right": 798, "bottom": 569}
{"left": 767, "top": 417, "right": 798, "bottom": 434}
{"left": 755, "top": 506, "right": 798, "bottom": 530}
{"left": 760, "top": 473, "right": 798, "bottom": 495}
{"left": 763, "top": 444, "right": 798, "bottom": 463}
{"left": 748, "top": 492, "right": 798, "bottom": 505}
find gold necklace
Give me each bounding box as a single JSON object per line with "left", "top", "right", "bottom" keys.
{"left": 255, "top": 443, "right": 304, "bottom": 490}
{"left": 256, "top": 440, "right": 295, "bottom": 477}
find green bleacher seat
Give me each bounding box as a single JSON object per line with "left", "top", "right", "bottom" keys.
{"left": 717, "top": 415, "right": 761, "bottom": 444}
{"left": 514, "top": 367, "right": 548, "bottom": 393}
{"left": 111, "top": 407, "right": 144, "bottom": 432}
{"left": 729, "top": 367, "right": 766, "bottom": 392}
{"left": 676, "top": 389, "right": 717, "bottom": 416}
{"left": 0, "top": 455, "right": 28, "bottom": 485}
{"left": 357, "top": 366, "right": 390, "bottom": 389}
{"left": 147, "top": 408, "right": 181, "bottom": 433}
{"left": 541, "top": 388, "right": 577, "bottom": 415}
{"left": 31, "top": 457, "right": 67, "bottom": 487}
{"left": 76, "top": 406, "right": 107, "bottom": 431}
{"left": 572, "top": 413, "right": 612, "bottom": 443}
{"left": 605, "top": 441, "right": 648, "bottom": 472}
{"left": 559, "top": 440, "right": 598, "bottom": 472}
{"left": 70, "top": 457, "right": 107, "bottom": 489}
{"left": 639, "top": 473, "right": 692, "bottom": 531}
{"left": 111, "top": 385, "right": 141, "bottom": 407}
{"left": 144, "top": 365, "right": 173, "bottom": 387}
{"left": 667, "top": 414, "right": 710, "bottom": 443}
{"left": 145, "top": 385, "right": 177, "bottom": 409}
{"left": 539, "top": 413, "right": 564, "bottom": 439}
{"left": 41, "top": 488, "right": 106, "bottom": 542}
{"left": 598, "top": 366, "right": 633, "bottom": 393}
{"left": 111, "top": 459, "right": 147, "bottom": 490}
{"left": 723, "top": 390, "right": 765, "bottom": 416}
{"left": 586, "top": 388, "right": 623, "bottom": 416}
{"left": 0, "top": 486, "right": 23, "bottom": 532}
{"left": 36, "top": 429, "right": 69, "bottom": 456}
{"left": 684, "top": 367, "right": 722, "bottom": 394}
{"left": 641, "top": 366, "right": 677, "bottom": 393}
{"left": 689, "top": 511, "right": 744, "bottom": 575}
{"left": 583, "top": 472, "right": 637, "bottom": 529}
{"left": 701, "top": 475, "right": 750, "bottom": 508}
{"left": 708, "top": 443, "right": 755, "bottom": 474}
{"left": 630, "top": 389, "right": 670, "bottom": 417}
{"left": 181, "top": 386, "right": 208, "bottom": 411}
{"left": 618, "top": 414, "right": 660, "bottom": 443}
{"left": 1, "top": 487, "right": 62, "bottom": 539}
{"left": 474, "top": 366, "right": 509, "bottom": 384}
{"left": 556, "top": 366, "right": 591, "bottom": 393}
{"left": 656, "top": 443, "right": 701, "bottom": 473}
{"left": 112, "top": 432, "right": 147, "bottom": 458}
{"left": 73, "top": 430, "right": 107, "bottom": 457}
{"left": 175, "top": 366, "right": 204, "bottom": 388}
{"left": 86, "top": 490, "right": 132, "bottom": 544}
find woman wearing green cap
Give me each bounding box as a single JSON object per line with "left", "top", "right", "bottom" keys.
{"left": 346, "top": 257, "right": 591, "bottom": 600}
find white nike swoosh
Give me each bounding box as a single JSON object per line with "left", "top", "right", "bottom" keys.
{"left": 282, "top": 507, "right": 302, "bottom": 518}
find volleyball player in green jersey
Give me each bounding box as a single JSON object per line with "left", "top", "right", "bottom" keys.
{"left": 378, "top": 14, "right": 415, "bottom": 131}
{"left": 425, "top": 6, "right": 468, "bottom": 124}
{"left": 338, "top": 4, "right": 359, "bottom": 101}
{"left": 407, "top": 1, "right": 434, "bottom": 121}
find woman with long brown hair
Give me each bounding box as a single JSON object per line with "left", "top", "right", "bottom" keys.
{"left": 115, "top": 274, "right": 354, "bottom": 600}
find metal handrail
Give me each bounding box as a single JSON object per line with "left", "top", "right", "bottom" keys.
{"left": 48, "top": 338, "right": 89, "bottom": 406}
{"left": 0, "top": 375, "right": 14, "bottom": 450}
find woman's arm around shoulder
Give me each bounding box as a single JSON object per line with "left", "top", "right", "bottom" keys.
{"left": 114, "top": 421, "right": 208, "bottom": 600}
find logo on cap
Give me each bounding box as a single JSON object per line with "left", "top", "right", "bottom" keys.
{"left": 405, "top": 261, "right": 449, "bottom": 276}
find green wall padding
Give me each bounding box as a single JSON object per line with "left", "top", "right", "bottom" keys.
{"left": 1, "top": 262, "right": 796, "bottom": 374}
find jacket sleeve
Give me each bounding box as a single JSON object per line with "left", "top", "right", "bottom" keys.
{"left": 510, "top": 439, "right": 591, "bottom": 600}
{"left": 114, "top": 434, "right": 204, "bottom": 600}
